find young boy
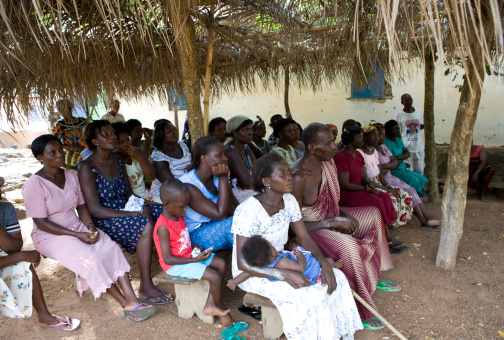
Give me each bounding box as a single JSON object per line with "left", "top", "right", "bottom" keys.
{"left": 395, "top": 93, "right": 425, "bottom": 175}
{"left": 153, "top": 179, "right": 233, "bottom": 326}
{"left": 227, "top": 235, "right": 342, "bottom": 290}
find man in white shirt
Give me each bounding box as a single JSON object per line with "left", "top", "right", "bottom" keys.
{"left": 101, "top": 99, "right": 126, "bottom": 123}
{"left": 394, "top": 93, "right": 425, "bottom": 174}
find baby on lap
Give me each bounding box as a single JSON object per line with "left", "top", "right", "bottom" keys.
{"left": 227, "top": 235, "right": 342, "bottom": 290}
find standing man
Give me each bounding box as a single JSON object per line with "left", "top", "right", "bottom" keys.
{"left": 101, "top": 99, "right": 126, "bottom": 123}
{"left": 395, "top": 93, "right": 425, "bottom": 174}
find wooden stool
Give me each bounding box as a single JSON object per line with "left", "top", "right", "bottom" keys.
{"left": 243, "top": 293, "right": 283, "bottom": 340}
{"left": 153, "top": 271, "right": 214, "bottom": 324}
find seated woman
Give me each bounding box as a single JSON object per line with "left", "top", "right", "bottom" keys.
{"left": 337, "top": 119, "right": 361, "bottom": 151}
{"left": 327, "top": 124, "right": 338, "bottom": 143}
{"left": 78, "top": 120, "right": 171, "bottom": 305}
{"left": 113, "top": 122, "right": 161, "bottom": 204}
{"left": 208, "top": 117, "right": 227, "bottom": 144}
{"left": 291, "top": 122, "right": 305, "bottom": 157}
{"left": 149, "top": 120, "right": 192, "bottom": 197}
{"left": 126, "top": 119, "right": 153, "bottom": 156}
{"left": 384, "top": 120, "right": 428, "bottom": 196}
{"left": 469, "top": 142, "right": 494, "bottom": 202}
{"left": 270, "top": 118, "right": 301, "bottom": 166}
{"left": 52, "top": 99, "right": 87, "bottom": 170}
{"left": 251, "top": 117, "right": 271, "bottom": 155}
{"left": 224, "top": 115, "right": 257, "bottom": 203}
{"left": 179, "top": 137, "right": 235, "bottom": 251}
{"left": 22, "top": 135, "right": 155, "bottom": 321}
{"left": 291, "top": 123, "right": 398, "bottom": 329}
{"left": 0, "top": 199, "right": 80, "bottom": 330}
{"left": 358, "top": 124, "right": 413, "bottom": 229}
{"left": 333, "top": 125, "right": 405, "bottom": 249}
{"left": 375, "top": 124, "right": 441, "bottom": 229}
{"left": 267, "top": 114, "right": 283, "bottom": 148}
{"left": 232, "top": 153, "right": 362, "bottom": 339}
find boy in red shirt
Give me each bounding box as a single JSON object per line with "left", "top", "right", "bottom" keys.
{"left": 153, "top": 179, "right": 233, "bottom": 326}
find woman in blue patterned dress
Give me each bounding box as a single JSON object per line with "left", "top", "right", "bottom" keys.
{"left": 78, "top": 120, "right": 171, "bottom": 305}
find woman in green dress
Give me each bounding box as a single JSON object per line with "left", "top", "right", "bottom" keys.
{"left": 383, "top": 120, "right": 428, "bottom": 196}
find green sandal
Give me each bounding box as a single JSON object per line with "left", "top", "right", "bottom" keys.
{"left": 377, "top": 280, "right": 401, "bottom": 292}
{"left": 362, "top": 317, "right": 385, "bottom": 330}
{"left": 221, "top": 322, "right": 248, "bottom": 339}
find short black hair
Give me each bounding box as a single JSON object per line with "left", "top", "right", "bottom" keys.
{"left": 85, "top": 120, "right": 112, "bottom": 152}
{"left": 273, "top": 118, "right": 296, "bottom": 138}
{"left": 153, "top": 120, "right": 175, "bottom": 148}
{"left": 187, "top": 136, "right": 223, "bottom": 171}
{"left": 341, "top": 125, "right": 363, "bottom": 145}
{"left": 384, "top": 119, "right": 399, "bottom": 138}
{"left": 269, "top": 114, "right": 283, "bottom": 127}
{"left": 242, "top": 235, "right": 273, "bottom": 267}
{"left": 126, "top": 119, "right": 142, "bottom": 130}
{"left": 251, "top": 153, "right": 285, "bottom": 192}
{"left": 154, "top": 118, "right": 170, "bottom": 128}
{"left": 31, "top": 134, "right": 61, "bottom": 158}
{"left": 159, "top": 178, "right": 189, "bottom": 204}
{"left": 301, "top": 123, "right": 330, "bottom": 147}
{"left": 208, "top": 117, "right": 226, "bottom": 134}
{"left": 112, "top": 122, "right": 131, "bottom": 137}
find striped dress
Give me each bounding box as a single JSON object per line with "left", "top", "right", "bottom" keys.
{"left": 301, "top": 160, "right": 393, "bottom": 321}
{"left": 149, "top": 141, "right": 192, "bottom": 197}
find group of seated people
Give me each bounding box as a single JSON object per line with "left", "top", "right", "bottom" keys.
{"left": 1, "top": 103, "right": 494, "bottom": 338}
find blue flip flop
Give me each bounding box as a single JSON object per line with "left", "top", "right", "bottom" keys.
{"left": 219, "top": 335, "right": 246, "bottom": 340}
{"left": 420, "top": 226, "right": 441, "bottom": 232}
{"left": 138, "top": 291, "right": 174, "bottom": 305}
{"left": 122, "top": 303, "right": 156, "bottom": 319}
{"left": 221, "top": 322, "right": 248, "bottom": 339}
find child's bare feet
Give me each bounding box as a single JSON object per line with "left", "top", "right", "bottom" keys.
{"left": 220, "top": 314, "right": 234, "bottom": 327}
{"left": 203, "top": 304, "right": 231, "bottom": 317}
{"left": 226, "top": 279, "right": 237, "bottom": 291}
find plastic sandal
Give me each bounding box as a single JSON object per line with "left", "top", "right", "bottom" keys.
{"left": 420, "top": 226, "right": 441, "bottom": 232}
{"left": 122, "top": 314, "right": 149, "bottom": 322}
{"left": 362, "top": 317, "right": 385, "bottom": 330}
{"left": 123, "top": 303, "right": 156, "bottom": 319}
{"left": 221, "top": 322, "right": 248, "bottom": 338}
{"left": 219, "top": 335, "right": 246, "bottom": 340}
{"left": 41, "top": 315, "right": 81, "bottom": 331}
{"left": 376, "top": 280, "right": 401, "bottom": 292}
{"left": 137, "top": 291, "right": 174, "bottom": 305}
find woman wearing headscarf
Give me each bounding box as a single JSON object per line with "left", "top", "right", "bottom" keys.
{"left": 251, "top": 116, "right": 271, "bottom": 155}
{"left": 224, "top": 115, "right": 257, "bottom": 203}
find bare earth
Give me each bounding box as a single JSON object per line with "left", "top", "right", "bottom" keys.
{"left": 1, "top": 149, "right": 503, "bottom": 340}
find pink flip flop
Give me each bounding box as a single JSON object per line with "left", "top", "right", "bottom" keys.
{"left": 42, "top": 315, "right": 81, "bottom": 331}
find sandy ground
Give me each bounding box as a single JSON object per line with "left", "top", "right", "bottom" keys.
{"left": 1, "top": 148, "right": 504, "bottom": 340}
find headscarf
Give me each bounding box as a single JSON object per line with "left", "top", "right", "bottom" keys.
{"left": 326, "top": 124, "right": 338, "bottom": 134}
{"left": 253, "top": 116, "right": 265, "bottom": 130}
{"left": 226, "top": 115, "right": 251, "bottom": 134}
{"left": 362, "top": 124, "right": 377, "bottom": 136}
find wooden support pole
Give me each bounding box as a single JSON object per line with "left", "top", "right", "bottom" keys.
{"left": 203, "top": 6, "right": 214, "bottom": 136}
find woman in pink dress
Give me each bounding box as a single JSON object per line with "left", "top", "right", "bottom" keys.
{"left": 374, "top": 125, "right": 441, "bottom": 230}
{"left": 22, "top": 135, "right": 156, "bottom": 322}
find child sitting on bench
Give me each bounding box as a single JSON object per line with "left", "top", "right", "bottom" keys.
{"left": 153, "top": 179, "right": 233, "bottom": 326}
{"left": 227, "top": 235, "right": 342, "bottom": 290}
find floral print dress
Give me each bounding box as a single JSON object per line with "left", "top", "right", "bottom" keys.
{"left": 232, "top": 194, "right": 362, "bottom": 340}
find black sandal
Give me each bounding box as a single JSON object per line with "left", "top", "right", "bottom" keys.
{"left": 238, "top": 305, "right": 261, "bottom": 320}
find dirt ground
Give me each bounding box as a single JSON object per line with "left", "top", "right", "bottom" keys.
{"left": 1, "top": 148, "right": 504, "bottom": 340}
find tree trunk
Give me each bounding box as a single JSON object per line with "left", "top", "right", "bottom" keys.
{"left": 168, "top": 0, "right": 204, "bottom": 141}
{"left": 173, "top": 93, "right": 179, "bottom": 129}
{"left": 435, "top": 44, "right": 487, "bottom": 271}
{"left": 423, "top": 51, "right": 439, "bottom": 203}
{"left": 203, "top": 6, "right": 214, "bottom": 136}
{"left": 284, "top": 66, "right": 292, "bottom": 118}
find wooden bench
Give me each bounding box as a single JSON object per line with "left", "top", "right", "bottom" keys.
{"left": 153, "top": 271, "right": 214, "bottom": 324}
{"left": 243, "top": 293, "right": 283, "bottom": 340}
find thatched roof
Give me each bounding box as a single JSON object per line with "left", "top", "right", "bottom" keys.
{"left": 0, "top": 0, "right": 502, "bottom": 128}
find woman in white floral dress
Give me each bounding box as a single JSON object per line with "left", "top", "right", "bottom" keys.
{"left": 232, "top": 153, "right": 362, "bottom": 340}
